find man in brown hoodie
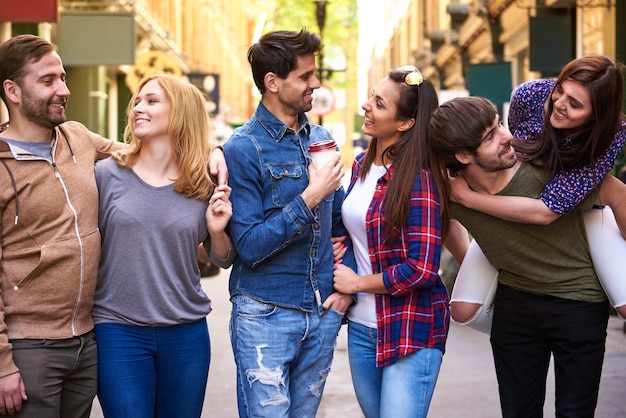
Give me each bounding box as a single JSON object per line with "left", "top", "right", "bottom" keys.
{"left": 0, "top": 35, "right": 226, "bottom": 417}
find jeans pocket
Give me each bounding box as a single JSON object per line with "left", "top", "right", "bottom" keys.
{"left": 234, "top": 296, "right": 277, "bottom": 319}
{"left": 327, "top": 306, "right": 346, "bottom": 317}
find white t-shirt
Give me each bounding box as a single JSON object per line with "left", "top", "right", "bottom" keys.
{"left": 341, "top": 164, "right": 388, "bottom": 328}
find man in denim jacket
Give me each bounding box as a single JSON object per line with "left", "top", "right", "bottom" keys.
{"left": 223, "top": 29, "right": 353, "bottom": 417}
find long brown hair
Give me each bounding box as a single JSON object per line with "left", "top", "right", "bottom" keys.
{"left": 361, "top": 67, "right": 449, "bottom": 241}
{"left": 514, "top": 55, "right": 625, "bottom": 176}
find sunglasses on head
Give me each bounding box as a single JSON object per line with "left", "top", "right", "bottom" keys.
{"left": 396, "top": 65, "right": 424, "bottom": 86}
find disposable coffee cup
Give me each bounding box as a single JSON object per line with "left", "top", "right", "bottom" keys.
{"left": 309, "top": 140, "right": 338, "bottom": 169}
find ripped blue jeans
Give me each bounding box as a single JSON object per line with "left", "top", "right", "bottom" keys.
{"left": 230, "top": 295, "right": 344, "bottom": 418}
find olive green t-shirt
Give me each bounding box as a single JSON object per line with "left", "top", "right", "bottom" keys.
{"left": 452, "top": 162, "right": 606, "bottom": 302}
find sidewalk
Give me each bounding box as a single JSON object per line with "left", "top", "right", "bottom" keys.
{"left": 90, "top": 268, "right": 626, "bottom": 417}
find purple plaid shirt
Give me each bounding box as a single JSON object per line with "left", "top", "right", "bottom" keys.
{"left": 508, "top": 78, "right": 626, "bottom": 215}
{"left": 345, "top": 153, "right": 449, "bottom": 367}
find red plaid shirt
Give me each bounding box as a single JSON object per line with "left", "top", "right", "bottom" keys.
{"left": 345, "top": 154, "right": 450, "bottom": 367}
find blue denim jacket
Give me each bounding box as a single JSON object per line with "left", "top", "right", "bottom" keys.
{"left": 224, "top": 103, "right": 348, "bottom": 313}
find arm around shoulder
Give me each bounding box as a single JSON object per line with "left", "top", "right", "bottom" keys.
{"left": 455, "top": 185, "right": 559, "bottom": 225}
{"left": 450, "top": 173, "right": 559, "bottom": 224}
{"left": 60, "top": 121, "right": 124, "bottom": 160}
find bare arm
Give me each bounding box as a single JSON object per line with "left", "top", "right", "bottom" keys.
{"left": 443, "top": 220, "right": 471, "bottom": 264}
{"left": 450, "top": 175, "right": 559, "bottom": 225}
{"left": 333, "top": 264, "right": 389, "bottom": 294}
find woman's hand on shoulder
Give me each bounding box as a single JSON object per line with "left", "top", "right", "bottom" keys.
{"left": 208, "top": 146, "right": 228, "bottom": 186}
{"left": 449, "top": 175, "right": 472, "bottom": 204}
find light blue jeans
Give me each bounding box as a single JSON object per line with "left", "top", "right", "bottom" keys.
{"left": 95, "top": 319, "right": 210, "bottom": 418}
{"left": 347, "top": 321, "right": 443, "bottom": 418}
{"left": 230, "top": 295, "right": 344, "bottom": 418}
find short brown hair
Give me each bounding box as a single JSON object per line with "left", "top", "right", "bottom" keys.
{"left": 247, "top": 29, "right": 322, "bottom": 94}
{"left": 0, "top": 34, "right": 56, "bottom": 106}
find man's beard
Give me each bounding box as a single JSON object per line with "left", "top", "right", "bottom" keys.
{"left": 22, "top": 94, "right": 66, "bottom": 130}
{"left": 473, "top": 152, "right": 517, "bottom": 173}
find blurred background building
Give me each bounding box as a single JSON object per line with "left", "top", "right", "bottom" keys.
{"left": 359, "top": 0, "right": 624, "bottom": 123}
{"left": 0, "top": 0, "right": 624, "bottom": 163}
{"left": 0, "top": 0, "right": 255, "bottom": 143}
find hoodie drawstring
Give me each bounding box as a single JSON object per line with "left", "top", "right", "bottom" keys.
{"left": 57, "top": 126, "right": 77, "bottom": 164}
{"left": 0, "top": 159, "right": 19, "bottom": 225}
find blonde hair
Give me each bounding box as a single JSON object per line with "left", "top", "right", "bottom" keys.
{"left": 113, "top": 74, "right": 215, "bottom": 200}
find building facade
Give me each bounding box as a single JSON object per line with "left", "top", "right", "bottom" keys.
{"left": 358, "top": 0, "right": 625, "bottom": 116}
{"left": 0, "top": 0, "right": 255, "bottom": 141}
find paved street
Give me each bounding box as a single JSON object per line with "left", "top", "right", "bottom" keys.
{"left": 91, "top": 267, "right": 626, "bottom": 417}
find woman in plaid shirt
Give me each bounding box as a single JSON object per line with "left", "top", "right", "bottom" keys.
{"left": 333, "top": 66, "right": 452, "bottom": 418}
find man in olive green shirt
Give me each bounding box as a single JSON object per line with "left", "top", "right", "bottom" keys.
{"left": 429, "top": 96, "right": 612, "bottom": 418}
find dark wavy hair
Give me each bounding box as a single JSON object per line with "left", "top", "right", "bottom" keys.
{"left": 247, "top": 29, "right": 322, "bottom": 94}
{"left": 429, "top": 96, "right": 498, "bottom": 176}
{"left": 514, "top": 55, "right": 625, "bottom": 175}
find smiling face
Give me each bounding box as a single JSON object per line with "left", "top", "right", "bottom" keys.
{"left": 275, "top": 54, "right": 321, "bottom": 115}
{"left": 360, "top": 77, "right": 412, "bottom": 144}
{"left": 130, "top": 79, "right": 171, "bottom": 141}
{"left": 549, "top": 79, "right": 593, "bottom": 132}
{"left": 16, "top": 51, "right": 69, "bottom": 129}
{"left": 470, "top": 114, "right": 517, "bottom": 172}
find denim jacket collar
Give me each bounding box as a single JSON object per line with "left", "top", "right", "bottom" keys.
{"left": 256, "top": 102, "right": 311, "bottom": 142}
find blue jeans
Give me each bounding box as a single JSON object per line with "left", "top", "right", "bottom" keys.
{"left": 94, "top": 319, "right": 210, "bottom": 418}
{"left": 230, "top": 295, "right": 344, "bottom": 418}
{"left": 11, "top": 331, "right": 97, "bottom": 418}
{"left": 347, "top": 321, "right": 443, "bottom": 418}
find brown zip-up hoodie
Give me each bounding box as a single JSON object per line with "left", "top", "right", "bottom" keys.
{"left": 0, "top": 121, "right": 123, "bottom": 377}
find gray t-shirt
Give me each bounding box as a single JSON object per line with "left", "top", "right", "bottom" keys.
{"left": 93, "top": 157, "right": 214, "bottom": 326}
{"left": 1, "top": 137, "right": 53, "bottom": 162}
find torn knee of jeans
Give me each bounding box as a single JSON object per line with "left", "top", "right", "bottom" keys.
{"left": 245, "top": 366, "right": 288, "bottom": 406}
{"left": 309, "top": 367, "right": 330, "bottom": 398}
{"left": 245, "top": 366, "right": 284, "bottom": 388}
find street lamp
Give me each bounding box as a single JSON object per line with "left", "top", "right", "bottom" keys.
{"left": 314, "top": 2, "right": 327, "bottom": 78}
{"left": 314, "top": 1, "right": 327, "bottom": 124}
{"left": 315, "top": 1, "right": 327, "bottom": 35}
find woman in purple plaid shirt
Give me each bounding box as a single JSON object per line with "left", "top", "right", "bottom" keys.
{"left": 333, "top": 66, "right": 453, "bottom": 418}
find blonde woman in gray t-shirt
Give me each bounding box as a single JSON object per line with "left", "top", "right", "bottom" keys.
{"left": 93, "top": 74, "right": 234, "bottom": 418}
